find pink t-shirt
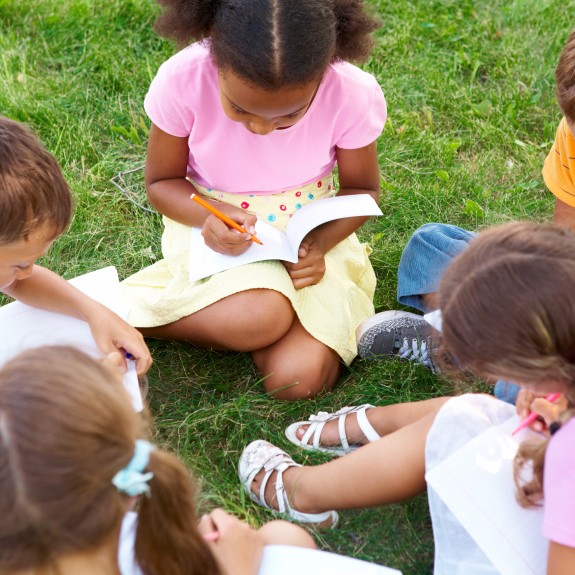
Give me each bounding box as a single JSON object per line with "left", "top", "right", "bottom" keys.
{"left": 543, "top": 416, "right": 575, "bottom": 547}
{"left": 144, "top": 42, "right": 387, "bottom": 194}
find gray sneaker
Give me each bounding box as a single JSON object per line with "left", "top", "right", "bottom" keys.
{"left": 356, "top": 310, "right": 438, "bottom": 372}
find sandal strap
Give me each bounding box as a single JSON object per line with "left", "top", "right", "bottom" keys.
{"left": 301, "top": 404, "right": 379, "bottom": 451}
{"left": 355, "top": 405, "right": 381, "bottom": 443}
{"left": 274, "top": 466, "right": 337, "bottom": 524}
{"left": 338, "top": 412, "right": 351, "bottom": 451}
{"left": 301, "top": 419, "right": 327, "bottom": 449}
{"left": 245, "top": 452, "right": 297, "bottom": 510}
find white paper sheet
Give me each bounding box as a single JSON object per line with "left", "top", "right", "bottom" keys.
{"left": 425, "top": 417, "right": 547, "bottom": 575}
{"left": 189, "top": 194, "right": 383, "bottom": 281}
{"left": 0, "top": 266, "right": 142, "bottom": 411}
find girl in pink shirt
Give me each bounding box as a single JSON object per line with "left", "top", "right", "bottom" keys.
{"left": 239, "top": 222, "right": 575, "bottom": 574}
{"left": 122, "top": 0, "right": 386, "bottom": 399}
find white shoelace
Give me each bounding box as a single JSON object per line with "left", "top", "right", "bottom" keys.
{"left": 398, "top": 337, "right": 437, "bottom": 373}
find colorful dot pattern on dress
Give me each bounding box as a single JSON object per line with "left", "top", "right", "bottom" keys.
{"left": 190, "top": 175, "right": 337, "bottom": 231}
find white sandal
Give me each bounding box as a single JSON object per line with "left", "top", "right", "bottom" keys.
{"left": 238, "top": 440, "right": 339, "bottom": 527}
{"left": 284, "top": 404, "right": 381, "bottom": 456}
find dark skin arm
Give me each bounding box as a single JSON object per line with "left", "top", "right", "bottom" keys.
{"left": 284, "top": 142, "right": 381, "bottom": 289}
{"left": 145, "top": 123, "right": 257, "bottom": 255}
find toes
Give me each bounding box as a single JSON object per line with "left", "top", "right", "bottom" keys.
{"left": 295, "top": 424, "right": 310, "bottom": 441}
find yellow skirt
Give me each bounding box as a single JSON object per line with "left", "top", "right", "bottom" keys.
{"left": 120, "top": 175, "right": 376, "bottom": 364}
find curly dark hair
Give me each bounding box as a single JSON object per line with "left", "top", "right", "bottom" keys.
{"left": 154, "top": 0, "right": 380, "bottom": 89}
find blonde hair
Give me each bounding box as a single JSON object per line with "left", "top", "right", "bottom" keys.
{"left": 438, "top": 222, "right": 575, "bottom": 505}
{"left": 0, "top": 346, "right": 220, "bottom": 575}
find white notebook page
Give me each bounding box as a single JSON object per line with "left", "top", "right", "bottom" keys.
{"left": 0, "top": 266, "right": 142, "bottom": 411}
{"left": 425, "top": 417, "right": 547, "bottom": 575}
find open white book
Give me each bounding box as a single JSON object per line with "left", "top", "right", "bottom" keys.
{"left": 258, "top": 545, "right": 402, "bottom": 575}
{"left": 189, "top": 194, "right": 383, "bottom": 281}
{"left": 425, "top": 417, "right": 547, "bottom": 575}
{"left": 0, "top": 266, "right": 143, "bottom": 411}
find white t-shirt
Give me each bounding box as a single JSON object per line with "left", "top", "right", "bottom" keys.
{"left": 118, "top": 512, "right": 143, "bottom": 575}
{"left": 117, "top": 513, "right": 394, "bottom": 574}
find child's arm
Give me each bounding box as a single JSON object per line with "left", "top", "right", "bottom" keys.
{"left": 553, "top": 198, "right": 575, "bottom": 231}
{"left": 146, "top": 124, "right": 257, "bottom": 256}
{"left": 547, "top": 541, "right": 575, "bottom": 575}
{"left": 3, "top": 265, "right": 152, "bottom": 374}
{"left": 283, "top": 142, "right": 380, "bottom": 289}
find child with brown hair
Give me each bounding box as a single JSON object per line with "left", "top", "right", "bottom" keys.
{"left": 355, "top": 28, "right": 575, "bottom": 402}
{"left": 0, "top": 115, "right": 151, "bottom": 374}
{"left": 0, "top": 345, "right": 314, "bottom": 575}
{"left": 239, "top": 222, "right": 575, "bottom": 575}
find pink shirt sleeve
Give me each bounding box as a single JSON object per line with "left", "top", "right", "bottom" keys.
{"left": 543, "top": 417, "right": 575, "bottom": 547}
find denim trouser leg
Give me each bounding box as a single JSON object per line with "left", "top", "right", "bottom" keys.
{"left": 397, "top": 223, "right": 519, "bottom": 404}
{"left": 397, "top": 223, "right": 476, "bottom": 313}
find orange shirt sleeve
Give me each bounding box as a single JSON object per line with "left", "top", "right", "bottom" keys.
{"left": 542, "top": 117, "right": 575, "bottom": 207}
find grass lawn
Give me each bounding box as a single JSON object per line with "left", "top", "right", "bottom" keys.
{"left": 0, "top": 0, "right": 571, "bottom": 572}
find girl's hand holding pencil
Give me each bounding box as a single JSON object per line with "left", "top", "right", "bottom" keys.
{"left": 514, "top": 389, "right": 567, "bottom": 434}
{"left": 191, "top": 193, "right": 261, "bottom": 256}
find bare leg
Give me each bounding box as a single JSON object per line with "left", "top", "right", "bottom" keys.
{"left": 250, "top": 401, "right": 447, "bottom": 514}
{"left": 139, "top": 289, "right": 295, "bottom": 352}
{"left": 139, "top": 289, "right": 339, "bottom": 400}
{"left": 294, "top": 396, "right": 450, "bottom": 447}
{"left": 252, "top": 317, "right": 341, "bottom": 401}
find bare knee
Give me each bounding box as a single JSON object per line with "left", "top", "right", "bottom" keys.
{"left": 259, "top": 352, "right": 341, "bottom": 401}
{"left": 228, "top": 291, "right": 294, "bottom": 349}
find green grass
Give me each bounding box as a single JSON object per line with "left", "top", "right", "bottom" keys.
{"left": 0, "top": 0, "right": 571, "bottom": 572}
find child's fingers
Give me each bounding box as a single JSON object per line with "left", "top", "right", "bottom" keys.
{"left": 516, "top": 389, "right": 534, "bottom": 419}
{"left": 119, "top": 340, "right": 153, "bottom": 375}
{"left": 101, "top": 351, "right": 126, "bottom": 374}
{"left": 530, "top": 397, "right": 564, "bottom": 427}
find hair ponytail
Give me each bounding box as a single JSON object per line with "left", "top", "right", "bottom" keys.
{"left": 332, "top": 0, "right": 380, "bottom": 63}
{"left": 135, "top": 449, "right": 221, "bottom": 575}
{"left": 154, "top": 0, "right": 224, "bottom": 46}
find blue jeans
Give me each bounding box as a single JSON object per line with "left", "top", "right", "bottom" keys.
{"left": 397, "top": 223, "right": 519, "bottom": 405}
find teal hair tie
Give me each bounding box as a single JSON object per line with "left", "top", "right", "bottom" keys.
{"left": 112, "top": 439, "right": 155, "bottom": 497}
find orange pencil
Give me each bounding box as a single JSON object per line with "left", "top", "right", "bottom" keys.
{"left": 190, "top": 193, "right": 263, "bottom": 245}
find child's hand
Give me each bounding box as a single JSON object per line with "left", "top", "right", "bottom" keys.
{"left": 201, "top": 206, "right": 258, "bottom": 256}
{"left": 198, "top": 508, "right": 264, "bottom": 575}
{"left": 516, "top": 389, "right": 567, "bottom": 432}
{"left": 86, "top": 305, "right": 152, "bottom": 376}
{"left": 283, "top": 236, "right": 326, "bottom": 289}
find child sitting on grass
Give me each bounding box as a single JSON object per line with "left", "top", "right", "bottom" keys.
{"left": 0, "top": 346, "right": 313, "bottom": 575}
{"left": 355, "top": 28, "right": 575, "bottom": 406}
{"left": 239, "top": 222, "right": 575, "bottom": 575}
{"left": 0, "top": 115, "right": 151, "bottom": 374}
{"left": 121, "top": 0, "right": 386, "bottom": 400}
